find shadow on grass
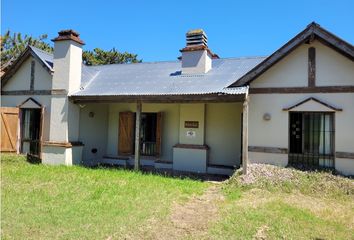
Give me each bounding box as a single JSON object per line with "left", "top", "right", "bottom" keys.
{"left": 92, "top": 163, "right": 231, "bottom": 182}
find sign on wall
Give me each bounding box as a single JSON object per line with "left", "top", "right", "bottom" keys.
{"left": 186, "top": 130, "right": 196, "bottom": 138}
{"left": 184, "top": 121, "right": 199, "bottom": 128}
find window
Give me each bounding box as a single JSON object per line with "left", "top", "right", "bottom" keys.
{"left": 289, "top": 112, "right": 334, "bottom": 168}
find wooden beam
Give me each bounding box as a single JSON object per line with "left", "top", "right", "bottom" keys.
{"left": 70, "top": 93, "right": 245, "bottom": 104}
{"left": 308, "top": 47, "right": 316, "bottom": 87}
{"left": 249, "top": 86, "right": 354, "bottom": 94}
{"left": 30, "top": 60, "right": 35, "bottom": 90}
{"left": 242, "top": 96, "right": 249, "bottom": 175}
{"left": 1, "top": 89, "right": 67, "bottom": 95}
{"left": 248, "top": 146, "right": 288, "bottom": 154}
{"left": 336, "top": 152, "right": 354, "bottom": 159}
{"left": 134, "top": 101, "right": 142, "bottom": 171}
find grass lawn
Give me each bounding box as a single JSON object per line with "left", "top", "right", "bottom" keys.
{"left": 1, "top": 154, "right": 354, "bottom": 239}
{"left": 1, "top": 154, "right": 207, "bottom": 239}
{"left": 210, "top": 165, "right": 354, "bottom": 240}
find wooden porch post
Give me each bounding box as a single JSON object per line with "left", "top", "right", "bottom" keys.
{"left": 134, "top": 101, "right": 142, "bottom": 171}
{"left": 242, "top": 95, "right": 249, "bottom": 175}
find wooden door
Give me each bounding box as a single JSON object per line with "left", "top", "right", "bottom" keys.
{"left": 118, "top": 112, "right": 135, "bottom": 155}
{"left": 1, "top": 107, "right": 19, "bottom": 152}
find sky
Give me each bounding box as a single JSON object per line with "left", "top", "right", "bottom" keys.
{"left": 2, "top": 0, "right": 354, "bottom": 62}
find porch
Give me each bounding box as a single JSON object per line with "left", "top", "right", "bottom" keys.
{"left": 73, "top": 94, "right": 249, "bottom": 175}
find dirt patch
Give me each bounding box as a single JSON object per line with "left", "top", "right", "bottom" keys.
{"left": 139, "top": 185, "right": 224, "bottom": 240}
{"left": 253, "top": 225, "right": 269, "bottom": 240}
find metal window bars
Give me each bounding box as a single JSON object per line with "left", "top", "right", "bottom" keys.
{"left": 289, "top": 112, "right": 334, "bottom": 169}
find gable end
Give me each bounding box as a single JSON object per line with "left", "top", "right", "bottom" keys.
{"left": 230, "top": 22, "right": 354, "bottom": 87}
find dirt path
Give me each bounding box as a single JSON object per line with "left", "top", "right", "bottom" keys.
{"left": 143, "top": 184, "right": 225, "bottom": 240}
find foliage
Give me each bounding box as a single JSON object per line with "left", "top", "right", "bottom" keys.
{"left": 1, "top": 30, "right": 53, "bottom": 66}
{"left": 1, "top": 31, "right": 142, "bottom": 68}
{"left": 82, "top": 48, "right": 142, "bottom": 65}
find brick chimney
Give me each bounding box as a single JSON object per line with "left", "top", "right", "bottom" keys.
{"left": 180, "top": 29, "right": 218, "bottom": 74}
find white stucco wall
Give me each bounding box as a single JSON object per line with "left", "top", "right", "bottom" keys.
{"left": 181, "top": 50, "right": 212, "bottom": 74}
{"left": 33, "top": 58, "right": 53, "bottom": 90}
{"left": 2, "top": 57, "right": 52, "bottom": 91}
{"left": 78, "top": 104, "right": 109, "bottom": 166}
{"left": 249, "top": 93, "right": 354, "bottom": 151}
{"left": 314, "top": 41, "right": 354, "bottom": 86}
{"left": 205, "top": 103, "right": 242, "bottom": 167}
{"left": 251, "top": 44, "right": 308, "bottom": 88}
{"left": 52, "top": 40, "right": 82, "bottom": 92}
{"left": 2, "top": 58, "right": 32, "bottom": 91}
{"left": 251, "top": 40, "right": 354, "bottom": 88}
{"left": 179, "top": 104, "right": 205, "bottom": 145}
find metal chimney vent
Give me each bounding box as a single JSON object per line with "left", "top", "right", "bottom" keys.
{"left": 186, "top": 29, "right": 207, "bottom": 47}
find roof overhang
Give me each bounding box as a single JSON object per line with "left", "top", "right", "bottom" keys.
{"left": 69, "top": 92, "right": 247, "bottom": 104}
{"left": 229, "top": 22, "right": 354, "bottom": 87}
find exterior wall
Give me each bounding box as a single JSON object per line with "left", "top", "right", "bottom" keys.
{"left": 173, "top": 147, "right": 207, "bottom": 173}
{"left": 34, "top": 58, "right": 53, "bottom": 90}
{"left": 249, "top": 93, "right": 354, "bottom": 149}
{"left": 314, "top": 41, "right": 354, "bottom": 86}
{"left": 2, "top": 58, "right": 32, "bottom": 91}
{"left": 250, "top": 44, "right": 308, "bottom": 88}
{"left": 2, "top": 57, "right": 52, "bottom": 91}
{"left": 78, "top": 104, "right": 109, "bottom": 166}
{"left": 248, "top": 93, "right": 354, "bottom": 174}
{"left": 181, "top": 50, "right": 211, "bottom": 74}
{"left": 335, "top": 158, "right": 354, "bottom": 176}
{"left": 179, "top": 104, "right": 205, "bottom": 145}
{"left": 52, "top": 40, "right": 82, "bottom": 92}
{"left": 249, "top": 152, "right": 288, "bottom": 167}
{"left": 205, "top": 103, "right": 242, "bottom": 167}
{"left": 251, "top": 40, "right": 354, "bottom": 88}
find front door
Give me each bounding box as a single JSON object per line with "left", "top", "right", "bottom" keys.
{"left": 21, "top": 108, "right": 41, "bottom": 156}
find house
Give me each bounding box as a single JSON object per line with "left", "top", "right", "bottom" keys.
{"left": 1, "top": 22, "right": 353, "bottom": 176}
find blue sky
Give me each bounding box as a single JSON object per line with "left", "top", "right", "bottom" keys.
{"left": 2, "top": 0, "right": 354, "bottom": 62}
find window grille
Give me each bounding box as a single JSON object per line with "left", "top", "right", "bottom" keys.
{"left": 289, "top": 112, "right": 334, "bottom": 168}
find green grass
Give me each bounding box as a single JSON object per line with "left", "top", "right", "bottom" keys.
{"left": 1, "top": 154, "right": 207, "bottom": 239}
{"left": 211, "top": 166, "right": 354, "bottom": 240}
{"left": 2, "top": 154, "right": 353, "bottom": 240}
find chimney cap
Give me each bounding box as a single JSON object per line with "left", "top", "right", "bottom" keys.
{"left": 186, "top": 29, "right": 207, "bottom": 37}
{"left": 52, "top": 29, "right": 85, "bottom": 45}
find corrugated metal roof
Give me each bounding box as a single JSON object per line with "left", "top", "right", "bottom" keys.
{"left": 29, "top": 46, "right": 54, "bottom": 71}
{"left": 73, "top": 57, "right": 266, "bottom": 96}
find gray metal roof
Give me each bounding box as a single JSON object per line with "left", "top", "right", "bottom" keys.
{"left": 73, "top": 57, "right": 266, "bottom": 96}
{"left": 29, "top": 46, "right": 54, "bottom": 71}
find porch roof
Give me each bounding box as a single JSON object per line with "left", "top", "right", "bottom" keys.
{"left": 71, "top": 57, "right": 265, "bottom": 98}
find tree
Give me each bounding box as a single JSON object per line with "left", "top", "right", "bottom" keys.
{"left": 83, "top": 48, "right": 141, "bottom": 65}
{"left": 1, "top": 31, "right": 53, "bottom": 67}
{"left": 1, "top": 31, "right": 142, "bottom": 68}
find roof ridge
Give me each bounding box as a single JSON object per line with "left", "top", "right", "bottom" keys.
{"left": 218, "top": 56, "right": 268, "bottom": 60}
{"left": 29, "top": 45, "right": 53, "bottom": 56}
